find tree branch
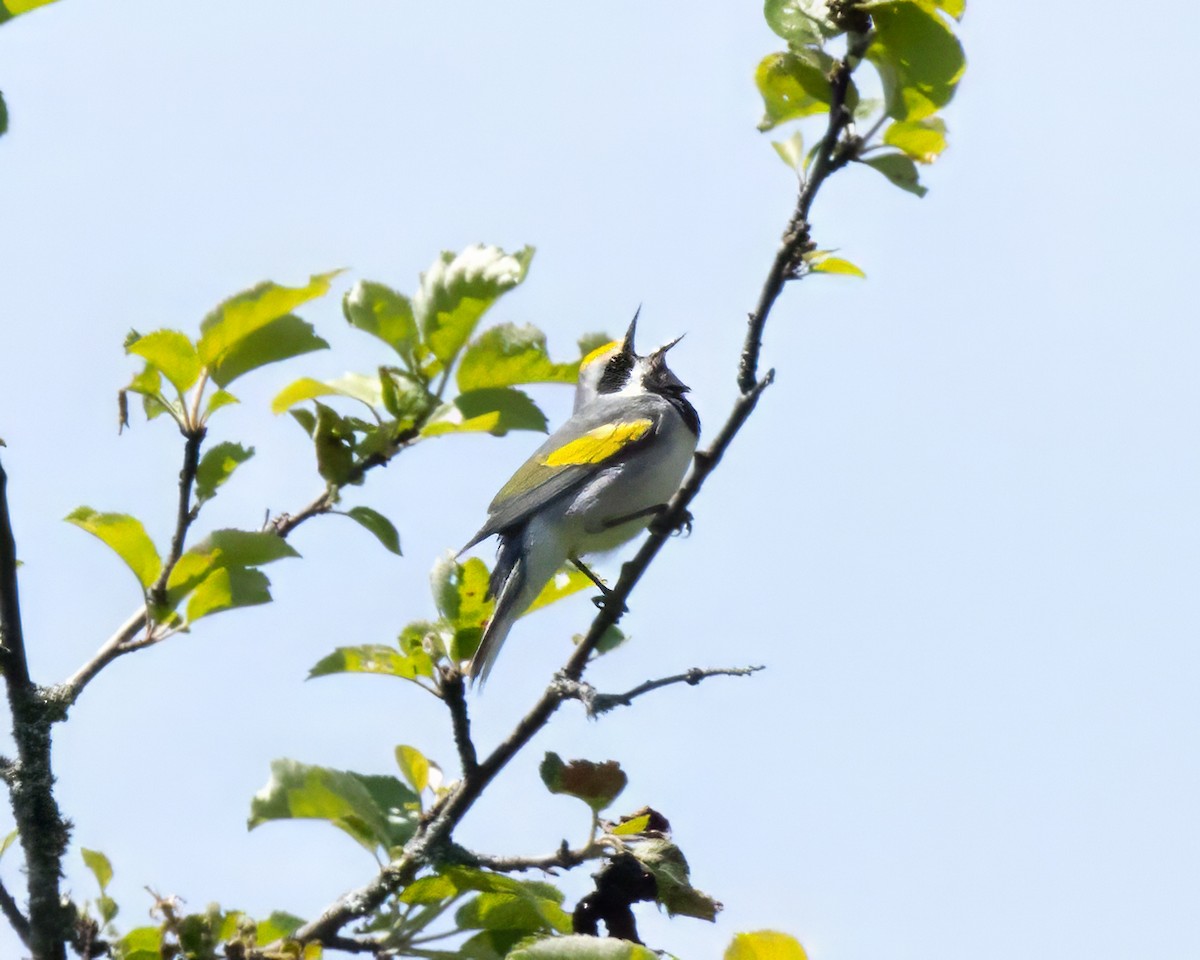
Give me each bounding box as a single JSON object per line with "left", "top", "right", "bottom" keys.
{"left": 440, "top": 672, "right": 478, "bottom": 778}
{"left": 0, "top": 874, "right": 31, "bottom": 948}
{"left": 577, "top": 665, "right": 765, "bottom": 717}
{"left": 0, "top": 457, "right": 71, "bottom": 960}
{"left": 291, "top": 33, "right": 868, "bottom": 950}
{"left": 453, "top": 838, "right": 598, "bottom": 874}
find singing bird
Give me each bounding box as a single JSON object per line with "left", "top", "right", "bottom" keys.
{"left": 461, "top": 313, "right": 700, "bottom": 684}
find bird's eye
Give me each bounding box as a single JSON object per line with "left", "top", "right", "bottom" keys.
{"left": 597, "top": 352, "right": 633, "bottom": 393}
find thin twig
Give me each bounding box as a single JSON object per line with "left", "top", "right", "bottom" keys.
{"left": 582, "top": 665, "right": 765, "bottom": 716}
{"left": 441, "top": 673, "right": 478, "bottom": 778}
{"left": 454, "top": 838, "right": 598, "bottom": 874}
{"left": 0, "top": 874, "right": 31, "bottom": 947}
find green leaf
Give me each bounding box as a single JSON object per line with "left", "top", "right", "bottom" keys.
{"left": 345, "top": 506, "right": 402, "bottom": 555}
{"left": 860, "top": 152, "right": 928, "bottom": 196}
{"left": 273, "top": 373, "right": 383, "bottom": 415}
{"left": 421, "top": 387, "right": 547, "bottom": 437}
{"left": 119, "top": 926, "right": 163, "bottom": 960}
{"left": 195, "top": 442, "right": 254, "bottom": 503}
{"left": 395, "top": 745, "right": 430, "bottom": 793}
{"left": 208, "top": 314, "right": 330, "bottom": 388}
{"left": 430, "top": 555, "right": 493, "bottom": 632}
{"left": 414, "top": 245, "right": 534, "bottom": 367}
{"left": 309, "top": 642, "right": 434, "bottom": 681}
{"left": 0, "top": 0, "right": 60, "bottom": 27}
{"left": 809, "top": 255, "right": 866, "bottom": 277}
{"left": 256, "top": 911, "right": 306, "bottom": 944}
{"left": 343, "top": 281, "right": 419, "bottom": 369}
{"left": 126, "top": 329, "right": 201, "bottom": 394}
{"left": 931, "top": 0, "right": 965, "bottom": 20}
{"left": 457, "top": 323, "right": 580, "bottom": 392}
{"left": 0, "top": 91, "right": 7, "bottom": 137}
{"left": 165, "top": 529, "right": 296, "bottom": 611}
{"left": 186, "top": 566, "right": 271, "bottom": 621}
{"left": 204, "top": 389, "right": 240, "bottom": 419}
{"left": 197, "top": 271, "right": 339, "bottom": 371}
{"left": 523, "top": 568, "right": 592, "bottom": 616}
{"left": 764, "top": 0, "right": 838, "bottom": 46}
{"left": 629, "top": 838, "right": 721, "bottom": 921}
{"left": 0, "top": 829, "right": 16, "bottom": 860}
{"left": 770, "top": 130, "right": 805, "bottom": 171}
{"left": 611, "top": 814, "right": 651, "bottom": 837}
{"left": 248, "top": 759, "right": 419, "bottom": 854}
{"left": 864, "top": 0, "right": 966, "bottom": 121}
{"left": 539, "top": 753, "right": 626, "bottom": 813}
{"left": 507, "top": 936, "right": 660, "bottom": 960}
{"left": 65, "top": 507, "right": 162, "bottom": 590}
{"left": 726, "top": 931, "right": 809, "bottom": 960}
{"left": 81, "top": 848, "right": 113, "bottom": 893}
{"left": 97, "top": 895, "right": 118, "bottom": 925}
{"left": 883, "top": 116, "right": 948, "bottom": 163}
{"left": 755, "top": 50, "right": 833, "bottom": 130}
{"left": 455, "top": 891, "right": 571, "bottom": 935}
{"left": 313, "top": 403, "right": 356, "bottom": 485}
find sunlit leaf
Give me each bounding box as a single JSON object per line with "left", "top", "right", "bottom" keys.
{"left": 457, "top": 323, "right": 580, "bottom": 392}
{"left": 208, "top": 314, "right": 330, "bottom": 388}
{"left": 523, "top": 567, "right": 592, "bottom": 616}
{"left": 764, "top": 0, "right": 837, "bottom": 45}
{"left": 309, "top": 643, "right": 433, "bottom": 681}
{"left": 119, "top": 926, "right": 163, "bottom": 960}
{"left": 809, "top": 256, "right": 866, "bottom": 277}
{"left": 97, "top": 895, "right": 118, "bottom": 925}
{"left": 126, "top": 330, "right": 201, "bottom": 394}
{"left": 395, "top": 745, "right": 430, "bottom": 793}
{"left": 771, "top": 130, "right": 805, "bottom": 171}
{"left": 413, "top": 245, "right": 534, "bottom": 367}
{"left": 0, "top": 0, "right": 60, "bottom": 26}
{"left": 198, "top": 271, "right": 339, "bottom": 370}
{"left": 65, "top": 507, "right": 162, "bottom": 590}
{"left": 726, "top": 931, "right": 809, "bottom": 960}
{"left": 421, "top": 388, "right": 547, "bottom": 437}
{"left": 272, "top": 373, "right": 383, "bottom": 415}
{"left": 165, "top": 529, "right": 296, "bottom": 611}
{"left": 507, "top": 936, "right": 659, "bottom": 960}
{"left": 81, "top": 848, "right": 113, "bottom": 893}
{"left": 185, "top": 566, "right": 271, "bottom": 621}
{"left": 539, "top": 753, "right": 627, "bottom": 813}
{"left": 861, "top": 152, "right": 928, "bottom": 196}
{"left": 343, "top": 281, "right": 419, "bottom": 370}
{"left": 629, "top": 838, "right": 721, "bottom": 921}
{"left": 256, "top": 911, "right": 305, "bottom": 944}
{"left": 195, "top": 442, "right": 254, "bottom": 503}
{"left": 204, "top": 389, "right": 239, "bottom": 419}
{"left": 345, "top": 505, "right": 402, "bottom": 555}
{"left": 864, "top": 0, "right": 966, "bottom": 120}
{"left": 611, "top": 814, "right": 652, "bottom": 836}
{"left": 248, "top": 759, "right": 419, "bottom": 854}
{"left": 883, "top": 116, "right": 948, "bottom": 163}
{"left": 755, "top": 50, "right": 833, "bottom": 130}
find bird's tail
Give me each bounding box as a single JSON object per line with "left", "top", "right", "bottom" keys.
{"left": 467, "top": 535, "right": 526, "bottom": 687}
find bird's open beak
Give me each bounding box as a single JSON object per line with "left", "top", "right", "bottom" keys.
{"left": 651, "top": 333, "right": 685, "bottom": 358}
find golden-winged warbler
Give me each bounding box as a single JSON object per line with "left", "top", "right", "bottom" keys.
{"left": 461, "top": 313, "right": 699, "bottom": 685}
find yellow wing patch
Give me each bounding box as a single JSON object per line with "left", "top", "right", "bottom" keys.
{"left": 542, "top": 419, "right": 653, "bottom": 466}
{"left": 579, "top": 340, "right": 621, "bottom": 371}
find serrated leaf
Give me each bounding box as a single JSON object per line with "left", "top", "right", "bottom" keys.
{"left": 186, "top": 566, "right": 271, "bottom": 621}
{"left": 126, "top": 330, "right": 201, "bottom": 394}
{"left": 810, "top": 256, "right": 866, "bottom": 277}
{"left": 308, "top": 643, "right": 434, "bottom": 681}
{"left": 861, "top": 152, "right": 928, "bottom": 196}
{"left": 195, "top": 442, "right": 254, "bottom": 503}
{"left": 345, "top": 506, "right": 402, "bottom": 555}
{"left": 883, "top": 116, "right": 948, "bottom": 163}
{"left": 764, "top": 0, "right": 837, "bottom": 46}
{"left": 457, "top": 323, "right": 580, "bottom": 392}
{"left": 395, "top": 745, "right": 430, "bottom": 793}
{"left": 539, "top": 753, "right": 626, "bottom": 813}
{"left": 248, "top": 759, "right": 419, "bottom": 854}
{"left": 198, "top": 271, "right": 339, "bottom": 370}
{"left": 343, "top": 281, "right": 419, "bottom": 369}
{"left": 65, "top": 507, "right": 162, "bottom": 590}
{"left": 523, "top": 568, "right": 592, "bottom": 616}
{"left": 726, "top": 931, "right": 809, "bottom": 960}
{"left": 508, "top": 936, "right": 660, "bottom": 960}
{"left": 208, "top": 314, "right": 330, "bottom": 388}
{"left": 629, "top": 838, "right": 721, "bottom": 921}
{"left": 81, "top": 848, "right": 113, "bottom": 893}
{"left": 421, "top": 388, "right": 547, "bottom": 437}
{"left": 413, "top": 245, "right": 534, "bottom": 367}
{"left": 864, "top": 0, "right": 966, "bottom": 121}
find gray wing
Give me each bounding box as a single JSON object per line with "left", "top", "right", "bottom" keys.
{"left": 461, "top": 394, "right": 665, "bottom": 550}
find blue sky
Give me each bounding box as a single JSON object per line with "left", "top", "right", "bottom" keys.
{"left": 2, "top": 2, "right": 1199, "bottom": 958}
